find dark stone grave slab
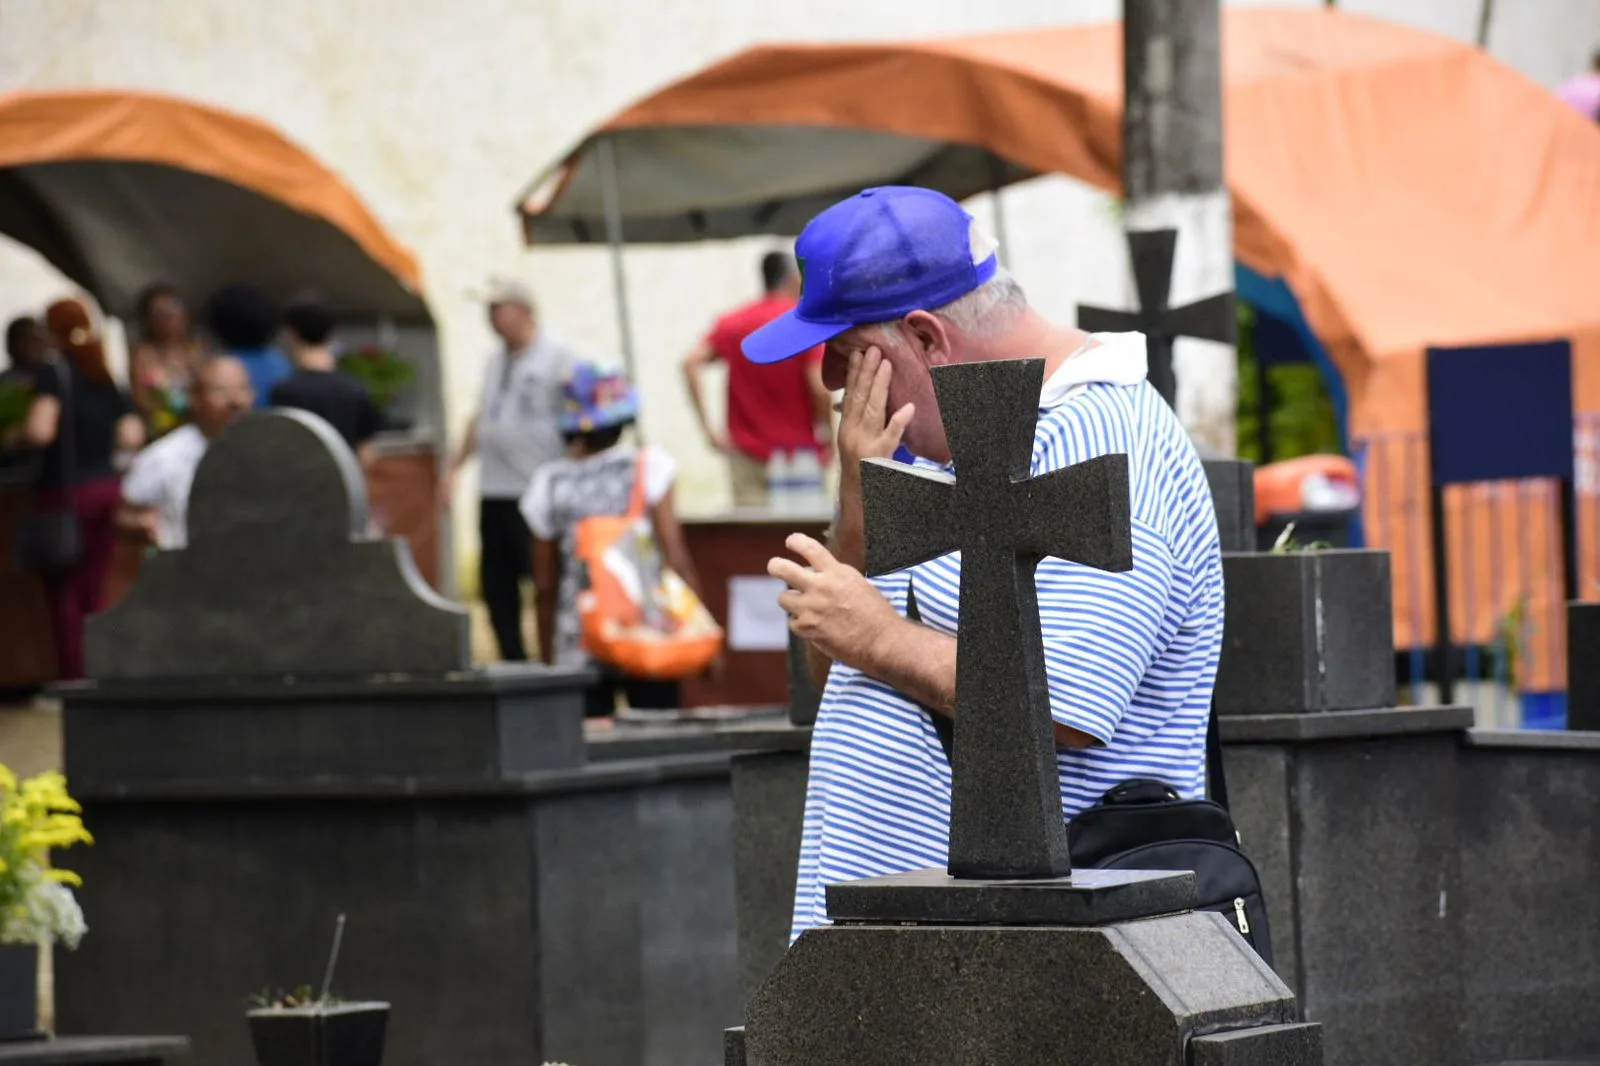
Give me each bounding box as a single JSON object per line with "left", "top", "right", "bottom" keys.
{"left": 1214, "top": 549, "right": 1396, "bottom": 715}
{"left": 739, "top": 915, "right": 1295, "bottom": 1066}
{"left": 825, "top": 867, "right": 1194, "bottom": 926}
{"left": 63, "top": 671, "right": 586, "bottom": 789}
{"left": 1203, "top": 455, "right": 1257, "bottom": 553}
{"left": 1459, "top": 730, "right": 1600, "bottom": 1063}
{"left": 730, "top": 747, "right": 809, "bottom": 1003}
{"left": 0, "top": 1036, "right": 190, "bottom": 1065}
{"left": 1191, "top": 1024, "right": 1324, "bottom": 1066}
{"left": 1219, "top": 709, "right": 1470, "bottom": 1066}
{"left": 1567, "top": 602, "right": 1600, "bottom": 731}
{"left": 86, "top": 409, "right": 469, "bottom": 680}
{"left": 785, "top": 631, "right": 820, "bottom": 726}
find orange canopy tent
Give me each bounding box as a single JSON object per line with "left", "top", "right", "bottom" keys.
{"left": 519, "top": 6, "right": 1600, "bottom": 691}
{"left": 0, "top": 89, "right": 428, "bottom": 323}
{"left": 0, "top": 91, "right": 450, "bottom": 690}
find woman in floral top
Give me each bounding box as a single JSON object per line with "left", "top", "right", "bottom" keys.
{"left": 128, "top": 283, "right": 204, "bottom": 439}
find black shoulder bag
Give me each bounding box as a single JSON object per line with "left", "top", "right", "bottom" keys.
{"left": 14, "top": 357, "right": 85, "bottom": 577}
{"left": 914, "top": 580, "right": 1273, "bottom": 964}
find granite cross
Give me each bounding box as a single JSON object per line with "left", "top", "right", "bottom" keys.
{"left": 859, "top": 357, "right": 1132, "bottom": 880}
{"left": 1076, "top": 228, "right": 1235, "bottom": 408}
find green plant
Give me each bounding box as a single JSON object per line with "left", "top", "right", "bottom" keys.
{"left": 337, "top": 346, "right": 414, "bottom": 410}
{"left": 1235, "top": 301, "right": 1343, "bottom": 466}
{"left": 1493, "top": 596, "right": 1530, "bottom": 690}
{"left": 0, "top": 379, "right": 34, "bottom": 440}
{"left": 248, "top": 913, "right": 350, "bottom": 1010}
{"left": 249, "top": 986, "right": 330, "bottom": 1010}
{"left": 1269, "top": 521, "right": 1331, "bottom": 554}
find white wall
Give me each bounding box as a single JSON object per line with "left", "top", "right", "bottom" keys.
{"left": 0, "top": 0, "right": 1594, "bottom": 575}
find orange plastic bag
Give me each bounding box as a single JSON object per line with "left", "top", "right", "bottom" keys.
{"left": 572, "top": 452, "right": 723, "bottom": 680}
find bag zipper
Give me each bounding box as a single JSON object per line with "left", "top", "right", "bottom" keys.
{"left": 1233, "top": 897, "right": 1251, "bottom": 935}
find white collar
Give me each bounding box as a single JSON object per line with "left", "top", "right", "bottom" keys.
{"left": 1038, "top": 332, "right": 1149, "bottom": 409}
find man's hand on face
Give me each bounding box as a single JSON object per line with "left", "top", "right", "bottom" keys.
{"left": 837, "top": 347, "right": 915, "bottom": 481}
{"left": 768, "top": 532, "right": 900, "bottom": 672}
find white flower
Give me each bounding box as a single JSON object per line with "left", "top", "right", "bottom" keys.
{"left": 0, "top": 861, "right": 87, "bottom": 950}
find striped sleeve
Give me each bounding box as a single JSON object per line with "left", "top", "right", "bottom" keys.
{"left": 1037, "top": 521, "right": 1175, "bottom": 744}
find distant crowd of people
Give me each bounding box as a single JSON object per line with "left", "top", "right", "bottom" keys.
{"left": 437, "top": 252, "right": 828, "bottom": 715}
{"left": 0, "top": 284, "right": 384, "bottom": 679}
{"left": 0, "top": 251, "right": 828, "bottom": 708}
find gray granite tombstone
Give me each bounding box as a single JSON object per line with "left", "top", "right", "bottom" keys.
{"left": 1567, "top": 601, "right": 1600, "bottom": 731}
{"left": 87, "top": 409, "right": 466, "bottom": 679}
{"left": 785, "top": 631, "right": 821, "bottom": 726}
{"left": 1203, "top": 455, "right": 1258, "bottom": 553}
{"left": 725, "top": 359, "right": 1321, "bottom": 1066}
{"left": 70, "top": 409, "right": 589, "bottom": 787}
{"left": 1213, "top": 548, "right": 1397, "bottom": 716}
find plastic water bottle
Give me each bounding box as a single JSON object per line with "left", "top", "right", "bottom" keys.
{"left": 766, "top": 449, "right": 793, "bottom": 513}
{"left": 789, "top": 447, "right": 825, "bottom": 515}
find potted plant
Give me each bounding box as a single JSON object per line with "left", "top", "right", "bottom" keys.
{"left": 247, "top": 915, "right": 389, "bottom": 1066}
{"left": 1213, "top": 523, "right": 1398, "bottom": 715}
{"left": 0, "top": 766, "right": 92, "bottom": 1041}
{"left": 336, "top": 345, "right": 414, "bottom": 421}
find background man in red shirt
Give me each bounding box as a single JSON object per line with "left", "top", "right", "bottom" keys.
{"left": 682, "top": 252, "right": 833, "bottom": 507}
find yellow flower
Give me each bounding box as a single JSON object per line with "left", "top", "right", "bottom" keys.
{"left": 43, "top": 868, "right": 82, "bottom": 887}
{"left": 0, "top": 765, "right": 16, "bottom": 794}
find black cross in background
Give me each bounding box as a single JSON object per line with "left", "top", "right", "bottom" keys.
{"left": 1076, "top": 228, "right": 1235, "bottom": 408}
{"left": 858, "top": 358, "right": 1133, "bottom": 880}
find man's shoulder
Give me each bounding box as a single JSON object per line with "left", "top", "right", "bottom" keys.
{"left": 134, "top": 424, "right": 204, "bottom": 472}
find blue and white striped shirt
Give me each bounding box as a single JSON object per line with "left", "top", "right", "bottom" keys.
{"left": 791, "top": 334, "right": 1224, "bottom": 938}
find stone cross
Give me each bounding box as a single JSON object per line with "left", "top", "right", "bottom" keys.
{"left": 1076, "top": 228, "right": 1235, "bottom": 408}
{"left": 859, "top": 358, "right": 1132, "bottom": 880}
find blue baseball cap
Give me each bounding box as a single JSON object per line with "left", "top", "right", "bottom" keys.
{"left": 741, "top": 186, "right": 999, "bottom": 364}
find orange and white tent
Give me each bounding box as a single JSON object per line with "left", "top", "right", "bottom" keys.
{"left": 0, "top": 89, "right": 428, "bottom": 322}
{"left": 522, "top": 7, "right": 1600, "bottom": 688}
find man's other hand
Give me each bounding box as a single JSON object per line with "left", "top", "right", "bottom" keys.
{"left": 768, "top": 532, "right": 899, "bottom": 671}
{"left": 836, "top": 347, "right": 913, "bottom": 481}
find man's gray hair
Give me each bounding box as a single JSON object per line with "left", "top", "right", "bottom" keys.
{"left": 871, "top": 267, "right": 1028, "bottom": 343}
{"left": 934, "top": 267, "right": 1028, "bottom": 336}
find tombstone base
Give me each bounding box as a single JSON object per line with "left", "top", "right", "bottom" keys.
{"left": 825, "top": 866, "right": 1194, "bottom": 926}
{"left": 728, "top": 912, "right": 1312, "bottom": 1066}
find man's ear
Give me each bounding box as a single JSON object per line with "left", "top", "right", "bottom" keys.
{"left": 901, "top": 310, "right": 952, "bottom": 366}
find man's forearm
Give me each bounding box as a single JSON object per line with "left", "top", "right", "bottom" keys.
{"left": 856, "top": 617, "right": 1095, "bottom": 749}
{"left": 828, "top": 469, "right": 866, "bottom": 571}
{"left": 855, "top": 616, "right": 957, "bottom": 715}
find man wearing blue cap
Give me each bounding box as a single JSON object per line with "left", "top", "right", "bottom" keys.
{"left": 759, "top": 186, "right": 1224, "bottom": 937}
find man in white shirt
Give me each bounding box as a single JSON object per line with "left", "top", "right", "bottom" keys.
{"left": 440, "top": 279, "right": 576, "bottom": 661}
{"left": 118, "top": 356, "right": 253, "bottom": 549}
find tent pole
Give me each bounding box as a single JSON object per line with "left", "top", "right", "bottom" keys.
{"left": 596, "top": 136, "right": 638, "bottom": 383}
{"left": 988, "top": 155, "right": 1011, "bottom": 266}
